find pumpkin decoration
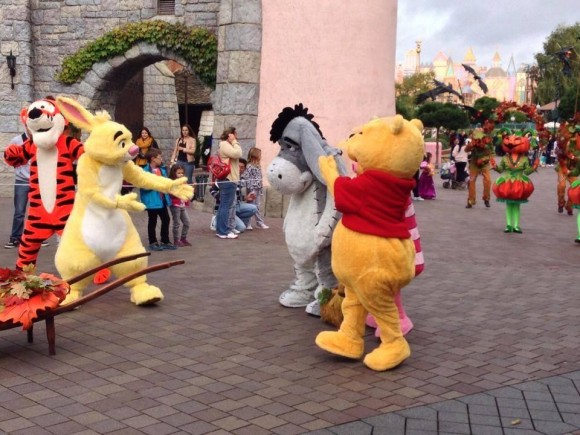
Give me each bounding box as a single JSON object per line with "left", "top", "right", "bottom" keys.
{"left": 493, "top": 176, "right": 535, "bottom": 202}
{"left": 569, "top": 180, "right": 580, "bottom": 206}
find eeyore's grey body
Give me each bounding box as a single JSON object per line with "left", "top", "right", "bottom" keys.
{"left": 267, "top": 105, "right": 347, "bottom": 310}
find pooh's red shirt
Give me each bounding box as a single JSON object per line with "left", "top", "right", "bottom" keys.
{"left": 334, "top": 170, "right": 414, "bottom": 239}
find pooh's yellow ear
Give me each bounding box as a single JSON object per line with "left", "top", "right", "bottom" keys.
{"left": 55, "top": 96, "right": 96, "bottom": 132}
{"left": 390, "top": 114, "right": 405, "bottom": 135}
{"left": 410, "top": 119, "right": 424, "bottom": 132}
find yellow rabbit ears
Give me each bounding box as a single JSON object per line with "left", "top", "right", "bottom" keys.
{"left": 55, "top": 96, "right": 111, "bottom": 133}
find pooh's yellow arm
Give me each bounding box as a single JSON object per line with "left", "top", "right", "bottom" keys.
{"left": 122, "top": 161, "right": 194, "bottom": 200}
{"left": 318, "top": 155, "right": 340, "bottom": 196}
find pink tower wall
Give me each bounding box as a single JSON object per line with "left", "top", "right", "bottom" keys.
{"left": 256, "top": 0, "right": 399, "bottom": 176}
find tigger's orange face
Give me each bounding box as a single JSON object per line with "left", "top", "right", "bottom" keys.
{"left": 21, "top": 99, "right": 66, "bottom": 150}
{"left": 84, "top": 119, "right": 139, "bottom": 166}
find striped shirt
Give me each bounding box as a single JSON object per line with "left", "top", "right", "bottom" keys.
{"left": 405, "top": 197, "right": 424, "bottom": 276}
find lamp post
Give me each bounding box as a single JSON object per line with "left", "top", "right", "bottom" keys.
{"left": 6, "top": 50, "right": 16, "bottom": 90}
{"left": 510, "top": 115, "right": 515, "bottom": 131}
{"left": 415, "top": 40, "right": 422, "bottom": 74}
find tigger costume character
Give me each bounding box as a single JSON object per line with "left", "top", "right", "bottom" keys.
{"left": 53, "top": 96, "right": 193, "bottom": 306}
{"left": 3, "top": 98, "right": 84, "bottom": 269}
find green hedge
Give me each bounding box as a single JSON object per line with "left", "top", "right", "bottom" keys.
{"left": 56, "top": 20, "right": 217, "bottom": 87}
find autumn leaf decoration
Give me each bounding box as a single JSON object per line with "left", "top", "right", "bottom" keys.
{"left": 0, "top": 266, "right": 69, "bottom": 330}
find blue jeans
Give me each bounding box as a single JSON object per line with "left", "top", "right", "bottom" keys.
{"left": 10, "top": 180, "right": 29, "bottom": 242}
{"left": 235, "top": 202, "right": 258, "bottom": 232}
{"left": 216, "top": 181, "right": 237, "bottom": 235}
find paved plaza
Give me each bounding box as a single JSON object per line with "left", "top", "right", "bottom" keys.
{"left": 0, "top": 167, "right": 579, "bottom": 435}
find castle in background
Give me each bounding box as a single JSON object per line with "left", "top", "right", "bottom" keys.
{"left": 396, "top": 47, "right": 532, "bottom": 106}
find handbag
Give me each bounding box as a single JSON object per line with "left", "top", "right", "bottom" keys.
{"left": 209, "top": 155, "right": 231, "bottom": 180}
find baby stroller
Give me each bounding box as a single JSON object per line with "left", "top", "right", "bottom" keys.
{"left": 440, "top": 160, "right": 455, "bottom": 189}
{"left": 441, "top": 160, "right": 466, "bottom": 190}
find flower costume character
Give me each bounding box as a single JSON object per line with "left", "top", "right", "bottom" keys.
{"left": 465, "top": 126, "right": 494, "bottom": 208}
{"left": 53, "top": 97, "right": 193, "bottom": 306}
{"left": 555, "top": 120, "right": 580, "bottom": 217}
{"left": 491, "top": 134, "right": 538, "bottom": 233}
{"left": 3, "top": 99, "right": 84, "bottom": 269}
{"left": 267, "top": 104, "right": 347, "bottom": 313}
{"left": 557, "top": 117, "right": 580, "bottom": 242}
{"left": 315, "top": 115, "right": 424, "bottom": 371}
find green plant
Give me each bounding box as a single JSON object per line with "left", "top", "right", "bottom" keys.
{"left": 56, "top": 20, "right": 217, "bottom": 87}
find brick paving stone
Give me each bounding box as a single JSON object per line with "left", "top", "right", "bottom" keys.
{"left": 179, "top": 420, "right": 218, "bottom": 434}
{"left": 438, "top": 411, "right": 470, "bottom": 423}
{"left": 10, "top": 427, "right": 52, "bottom": 435}
{"left": 470, "top": 425, "right": 505, "bottom": 435}
{"left": 234, "top": 424, "right": 272, "bottom": 435}
{"left": 439, "top": 420, "right": 471, "bottom": 434}
{"left": 87, "top": 418, "right": 128, "bottom": 433}
{"left": 324, "top": 421, "right": 373, "bottom": 435}
{"left": 30, "top": 412, "right": 69, "bottom": 427}
{"left": 160, "top": 412, "right": 197, "bottom": 427}
{"left": 122, "top": 414, "right": 160, "bottom": 429}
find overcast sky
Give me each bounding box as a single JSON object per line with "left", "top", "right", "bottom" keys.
{"left": 396, "top": 1, "right": 580, "bottom": 68}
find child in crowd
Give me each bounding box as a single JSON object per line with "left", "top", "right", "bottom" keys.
{"left": 140, "top": 149, "right": 176, "bottom": 251}
{"left": 418, "top": 152, "right": 436, "bottom": 199}
{"left": 241, "top": 147, "right": 269, "bottom": 229}
{"left": 168, "top": 163, "right": 192, "bottom": 247}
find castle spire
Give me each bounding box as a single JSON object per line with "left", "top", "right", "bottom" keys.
{"left": 492, "top": 51, "right": 501, "bottom": 67}
{"left": 463, "top": 47, "right": 476, "bottom": 65}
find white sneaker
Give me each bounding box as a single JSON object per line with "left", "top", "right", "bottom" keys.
{"left": 216, "top": 232, "right": 238, "bottom": 239}
{"left": 305, "top": 300, "right": 321, "bottom": 317}
{"left": 257, "top": 223, "right": 269, "bottom": 229}
{"left": 279, "top": 289, "right": 314, "bottom": 308}
{"left": 232, "top": 229, "right": 241, "bottom": 234}
{"left": 246, "top": 225, "right": 253, "bottom": 231}
{"left": 210, "top": 216, "right": 216, "bottom": 231}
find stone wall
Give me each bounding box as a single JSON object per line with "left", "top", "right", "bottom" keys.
{"left": 212, "top": 0, "right": 261, "bottom": 157}
{"left": 198, "top": 110, "right": 214, "bottom": 137}
{"left": 0, "top": 0, "right": 32, "bottom": 148}
{"left": 143, "top": 62, "right": 181, "bottom": 159}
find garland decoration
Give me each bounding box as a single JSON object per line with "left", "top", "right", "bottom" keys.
{"left": 56, "top": 20, "right": 217, "bottom": 87}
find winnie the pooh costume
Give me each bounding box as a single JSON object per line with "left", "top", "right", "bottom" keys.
{"left": 315, "top": 115, "right": 424, "bottom": 371}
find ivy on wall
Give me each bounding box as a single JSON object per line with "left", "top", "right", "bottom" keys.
{"left": 56, "top": 20, "right": 217, "bottom": 87}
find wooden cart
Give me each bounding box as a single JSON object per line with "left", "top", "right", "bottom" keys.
{"left": 0, "top": 252, "right": 183, "bottom": 355}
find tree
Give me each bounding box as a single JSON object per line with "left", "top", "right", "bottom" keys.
{"left": 534, "top": 23, "right": 580, "bottom": 116}
{"left": 473, "top": 96, "right": 500, "bottom": 123}
{"left": 395, "top": 71, "right": 435, "bottom": 120}
{"left": 395, "top": 71, "right": 436, "bottom": 97}
{"left": 416, "top": 102, "right": 470, "bottom": 166}
{"left": 395, "top": 95, "right": 415, "bottom": 120}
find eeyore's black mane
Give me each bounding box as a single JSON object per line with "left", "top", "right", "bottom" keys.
{"left": 269, "top": 103, "right": 325, "bottom": 142}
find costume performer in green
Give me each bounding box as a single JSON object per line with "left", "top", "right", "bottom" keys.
{"left": 491, "top": 134, "right": 538, "bottom": 233}
{"left": 561, "top": 121, "right": 580, "bottom": 242}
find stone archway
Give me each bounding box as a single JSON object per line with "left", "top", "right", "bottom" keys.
{"left": 72, "top": 42, "right": 209, "bottom": 153}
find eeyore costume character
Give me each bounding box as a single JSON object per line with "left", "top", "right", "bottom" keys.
{"left": 267, "top": 104, "right": 347, "bottom": 314}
